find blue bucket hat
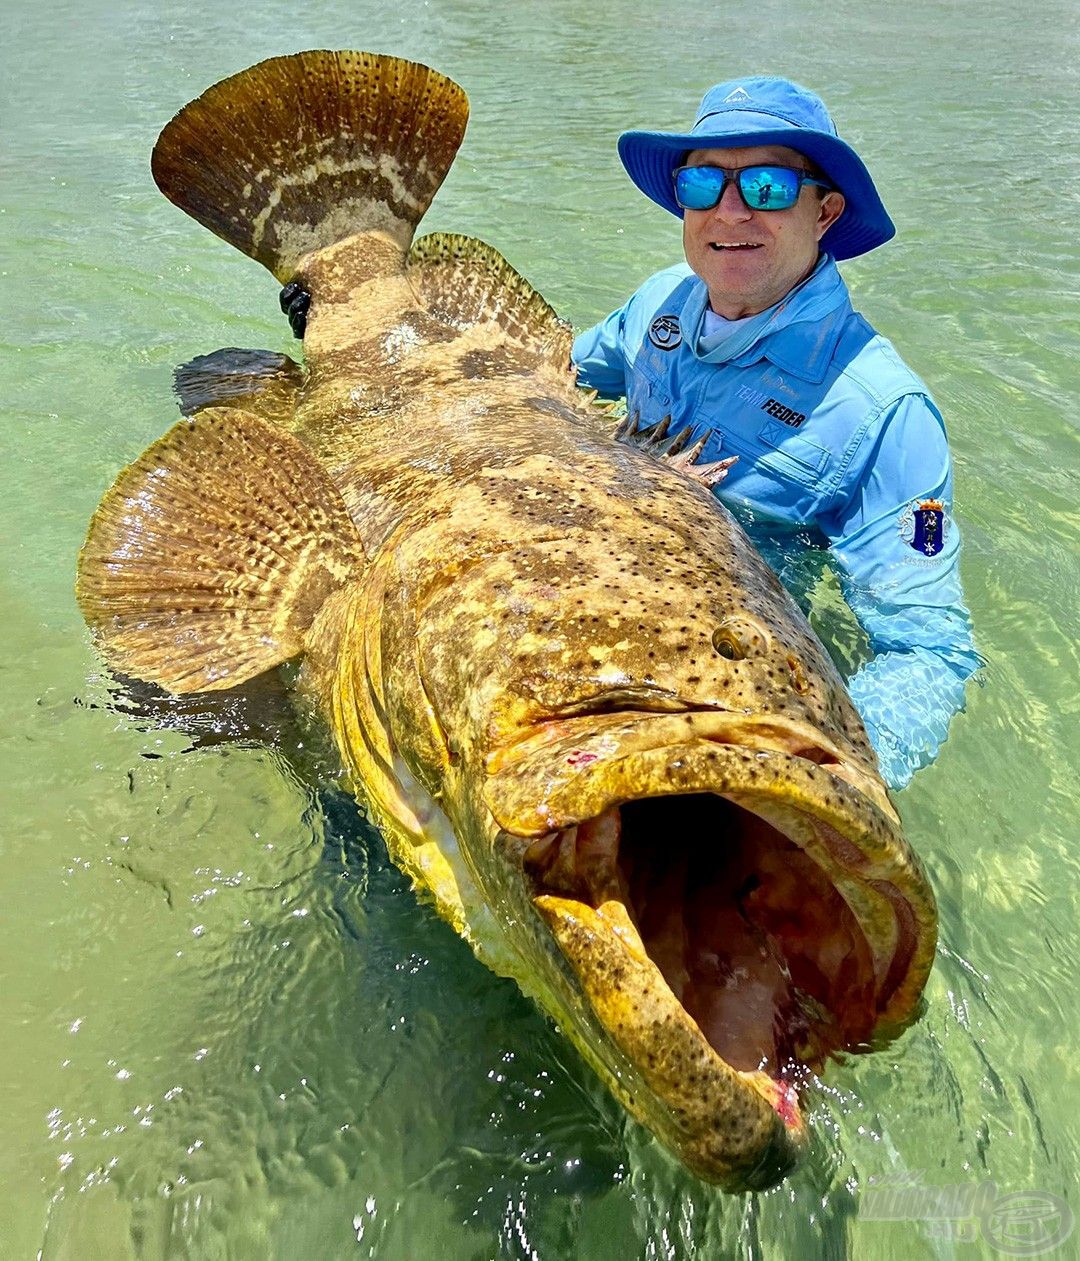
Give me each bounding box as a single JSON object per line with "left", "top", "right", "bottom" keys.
{"left": 618, "top": 76, "right": 894, "bottom": 260}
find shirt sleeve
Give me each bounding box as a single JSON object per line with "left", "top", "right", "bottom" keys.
{"left": 819, "top": 394, "right": 981, "bottom": 790}
{"left": 571, "top": 266, "right": 693, "bottom": 400}
{"left": 572, "top": 306, "right": 630, "bottom": 400}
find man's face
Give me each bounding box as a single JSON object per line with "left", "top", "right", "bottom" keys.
{"left": 681, "top": 144, "right": 846, "bottom": 319}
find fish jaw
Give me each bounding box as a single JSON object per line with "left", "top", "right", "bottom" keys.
{"left": 533, "top": 892, "right": 806, "bottom": 1190}
{"left": 477, "top": 713, "right": 936, "bottom": 1189}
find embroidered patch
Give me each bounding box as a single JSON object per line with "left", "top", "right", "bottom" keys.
{"left": 899, "top": 498, "right": 948, "bottom": 557}
{"left": 647, "top": 314, "right": 682, "bottom": 350}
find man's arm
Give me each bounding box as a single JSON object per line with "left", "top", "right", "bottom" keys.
{"left": 572, "top": 306, "right": 631, "bottom": 399}
{"left": 573, "top": 306, "right": 738, "bottom": 488}
{"left": 819, "top": 394, "right": 981, "bottom": 790}
{"left": 572, "top": 264, "right": 695, "bottom": 399}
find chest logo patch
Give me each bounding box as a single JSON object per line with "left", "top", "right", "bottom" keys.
{"left": 899, "top": 498, "right": 948, "bottom": 557}
{"left": 648, "top": 314, "right": 682, "bottom": 350}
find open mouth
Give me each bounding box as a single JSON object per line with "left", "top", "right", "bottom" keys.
{"left": 523, "top": 792, "right": 878, "bottom": 1078}
{"left": 485, "top": 710, "right": 935, "bottom": 1187}
{"left": 709, "top": 242, "right": 763, "bottom": 251}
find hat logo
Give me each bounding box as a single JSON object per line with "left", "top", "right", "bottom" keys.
{"left": 723, "top": 86, "right": 752, "bottom": 104}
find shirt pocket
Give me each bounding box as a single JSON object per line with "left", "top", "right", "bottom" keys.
{"left": 755, "top": 420, "right": 829, "bottom": 486}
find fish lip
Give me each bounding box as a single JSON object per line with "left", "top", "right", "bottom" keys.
{"left": 488, "top": 726, "right": 933, "bottom": 1024}
{"left": 528, "top": 890, "right": 808, "bottom": 1191}
{"left": 486, "top": 707, "right": 894, "bottom": 828}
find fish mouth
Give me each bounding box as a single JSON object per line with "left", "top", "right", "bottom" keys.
{"left": 484, "top": 711, "right": 936, "bottom": 1189}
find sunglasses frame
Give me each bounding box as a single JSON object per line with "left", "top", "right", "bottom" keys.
{"left": 672, "top": 163, "right": 835, "bottom": 213}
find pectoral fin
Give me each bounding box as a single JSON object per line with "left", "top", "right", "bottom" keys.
{"left": 173, "top": 348, "right": 303, "bottom": 427}
{"left": 77, "top": 406, "right": 365, "bottom": 693}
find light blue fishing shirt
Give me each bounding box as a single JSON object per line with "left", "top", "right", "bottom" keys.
{"left": 572, "top": 256, "right": 980, "bottom": 790}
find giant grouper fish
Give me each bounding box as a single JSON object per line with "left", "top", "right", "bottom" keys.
{"left": 75, "top": 50, "right": 937, "bottom": 1192}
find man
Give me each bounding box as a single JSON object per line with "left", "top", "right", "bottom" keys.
{"left": 572, "top": 76, "right": 979, "bottom": 790}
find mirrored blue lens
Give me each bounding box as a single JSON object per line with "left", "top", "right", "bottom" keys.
{"left": 737, "top": 166, "right": 801, "bottom": 210}
{"left": 673, "top": 165, "right": 807, "bottom": 212}
{"left": 674, "top": 166, "right": 727, "bottom": 210}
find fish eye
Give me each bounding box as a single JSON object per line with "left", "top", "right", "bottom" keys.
{"left": 712, "top": 631, "right": 739, "bottom": 659}
{"left": 712, "top": 617, "right": 771, "bottom": 661}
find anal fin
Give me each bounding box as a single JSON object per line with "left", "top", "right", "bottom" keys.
{"left": 77, "top": 407, "right": 365, "bottom": 693}
{"left": 173, "top": 348, "right": 303, "bottom": 427}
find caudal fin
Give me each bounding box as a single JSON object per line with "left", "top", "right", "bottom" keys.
{"left": 151, "top": 50, "right": 469, "bottom": 282}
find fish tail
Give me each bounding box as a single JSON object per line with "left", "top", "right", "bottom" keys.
{"left": 151, "top": 50, "right": 469, "bottom": 282}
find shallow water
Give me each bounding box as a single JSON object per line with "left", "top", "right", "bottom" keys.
{"left": 2, "top": 0, "right": 1078, "bottom": 1257}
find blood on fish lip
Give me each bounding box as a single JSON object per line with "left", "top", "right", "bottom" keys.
{"left": 773, "top": 1081, "right": 801, "bottom": 1128}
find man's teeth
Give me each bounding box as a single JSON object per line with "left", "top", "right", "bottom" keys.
{"left": 710, "top": 242, "right": 761, "bottom": 250}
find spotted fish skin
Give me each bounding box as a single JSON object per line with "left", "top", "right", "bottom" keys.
{"left": 77, "top": 52, "right": 937, "bottom": 1191}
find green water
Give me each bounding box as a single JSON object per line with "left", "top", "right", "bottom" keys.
{"left": 3, "top": 0, "right": 1078, "bottom": 1256}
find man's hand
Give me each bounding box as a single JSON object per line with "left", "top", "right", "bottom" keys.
{"left": 615, "top": 412, "right": 738, "bottom": 488}
{"left": 279, "top": 281, "right": 311, "bottom": 339}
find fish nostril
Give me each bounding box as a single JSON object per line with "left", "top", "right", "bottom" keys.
{"left": 712, "top": 617, "right": 771, "bottom": 660}
{"left": 786, "top": 654, "right": 811, "bottom": 694}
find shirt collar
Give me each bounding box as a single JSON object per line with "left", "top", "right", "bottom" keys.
{"left": 682, "top": 255, "right": 852, "bottom": 384}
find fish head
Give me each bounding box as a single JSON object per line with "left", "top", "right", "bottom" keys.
{"left": 408, "top": 462, "right": 937, "bottom": 1190}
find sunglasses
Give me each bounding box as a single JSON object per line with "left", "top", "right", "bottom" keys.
{"left": 673, "top": 164, "right": 834, "bottom": 213}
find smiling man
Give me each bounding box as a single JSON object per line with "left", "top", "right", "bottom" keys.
{"left": 573, "top": 77, "right": 980, "bottom": 790}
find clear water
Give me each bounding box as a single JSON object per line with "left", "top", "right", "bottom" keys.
{"left": 3, "top": 0, "right": 1078, "bottom": 1256}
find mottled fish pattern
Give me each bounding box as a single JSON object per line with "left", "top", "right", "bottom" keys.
{"left": 77, "top": 51, "right": 937, "bottom": 1190}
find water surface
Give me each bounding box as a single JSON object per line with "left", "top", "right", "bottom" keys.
{"left": 2, "top": 0, "right": 1078, "bottom": 1256}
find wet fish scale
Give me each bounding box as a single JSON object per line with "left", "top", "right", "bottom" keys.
{"left": 371, "top": 456, "right": 863, "bottom": 753}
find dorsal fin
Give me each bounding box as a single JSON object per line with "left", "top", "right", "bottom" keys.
{"left": 406, "top": 233, "right": 574, "bottom": 374}
{"left": 173, "top": 348, "right": 303, "bottom": 424}
{"left": 77, "top": 407, "right": 365, "bottom": 693}
{"left": 151, "top": 51, "right": 470, "bottom": 282}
